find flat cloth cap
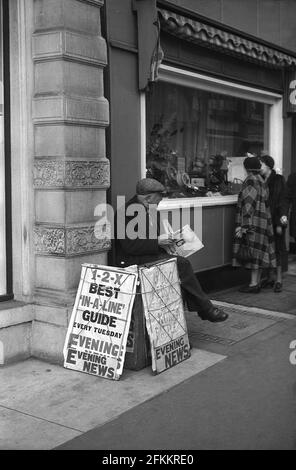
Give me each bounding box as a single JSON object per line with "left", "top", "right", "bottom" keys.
{"left": 136, "top": 178, "right": 165, "bottom": 195}
{"left": 243, "top": 156, "right": 261, "bottom": 171}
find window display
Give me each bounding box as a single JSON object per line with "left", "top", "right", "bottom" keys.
{"left": 146, "top": 81, "right": 269, "bottom": 198}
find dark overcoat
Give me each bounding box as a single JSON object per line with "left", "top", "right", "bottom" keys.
{"left": 115, "top": 195, "right": 163, "bottom": 267}
{"left": 266, "top": 170, "right": 289, "bottom": 257}
{"left": 287, "top": 172, "right": 296, "bottom": 238}
{"left": 232, "top": 173, "right": 276, "bottom": 269}
{"left": 267, "top": 170, "right": 289, "bottom": 226}
{"left": 114, "top": 195, "right": 214, "bottom": 316}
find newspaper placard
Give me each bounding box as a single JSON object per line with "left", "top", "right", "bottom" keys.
{"left": 63, "top": 264, "right": 138, "bottom": 381}
{"left": 139, "top": 258, "right": 191, "bottom": 374}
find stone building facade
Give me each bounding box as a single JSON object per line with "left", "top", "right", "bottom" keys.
{"left": 1, "top": 0, "right": 296, "bottom": 366}
{"left": 0, "top": 0, "right": 110, "bottom": 364}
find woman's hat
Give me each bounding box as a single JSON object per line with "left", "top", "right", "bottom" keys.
{"left": 260, "top": 155, "right": 275, "bottom": 170}
{"left": 243, "top": 156, "right": 261, "bottom": 171}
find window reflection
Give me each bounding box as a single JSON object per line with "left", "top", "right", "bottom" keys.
{"left": 146, "top": 81, "right": 269, "bottom": 197}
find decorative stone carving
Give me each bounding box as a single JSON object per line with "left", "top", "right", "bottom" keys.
{"left": 34, "top": 224, "right": 111, "bottom": 255}
{"left": 66, "top": 225, "right": 111, "bottom": 255}
{"left": 34, "top": 160, "right": 65, "bottom": 188}
{"left": 34, "top": 226, "right": 66, "bottom": 255}
{"left": 64, "top": 161, "right": 110, "bottom": 188}
{"left": 34, "top": 159, "right": 110, "bottom": 189}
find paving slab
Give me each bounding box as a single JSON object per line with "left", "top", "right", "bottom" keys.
{"left": 287, "top": 255, "right": 296, "bottom": 275}
{"left": 186, "top": 304, "right": 281, "bottom": 346}
{"left": 57, "top": 320, "right": 296, "bottom": 450}
{"left": 0, "top": 407, "right": 80, "bottom": 450}
{"left": 211, "top": 274, "right": 296, "bottom": 315}
{"left": 0, "top": 349, "right": 226, "bottom": 449}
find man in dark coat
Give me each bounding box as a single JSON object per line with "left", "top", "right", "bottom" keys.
{"left": 260, "top": 155, "right": 289, "bottom": 292}
{"left": 115, "top": 178, "right": 228, "bottom": 322}
{"left": 287, "top": 172, "right": 296, "bottom": 241}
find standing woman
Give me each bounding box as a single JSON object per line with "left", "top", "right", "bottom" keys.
{"left": 233, "top": 156, "right": 276, "bottom": 293}
{"left": 260, "top": 155, "right": 289, "bottom": 292}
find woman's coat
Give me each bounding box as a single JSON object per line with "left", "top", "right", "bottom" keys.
{"left": 233, "top": 173, "right": 276, "bottom": 269}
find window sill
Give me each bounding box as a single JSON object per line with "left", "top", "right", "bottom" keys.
{"left": 158, "top": 194, "right": 238, "bottom": 210}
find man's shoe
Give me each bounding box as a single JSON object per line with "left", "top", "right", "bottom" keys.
{"left": 238, "top": 284, "right": 261, "bottom": 293}
{"left": 274, "top": 281, "right": 282, "bottom": 293}
{"left": 202, "top": 307, "right": 228, "bottom": 323}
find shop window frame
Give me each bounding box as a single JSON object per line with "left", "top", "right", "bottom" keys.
{"left": 141, "top": 64, "right": 283, "bottom": 183}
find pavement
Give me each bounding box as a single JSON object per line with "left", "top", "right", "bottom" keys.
{"left": 58, "top": 319, "right": 296, "bottom": 451}
{"left": 211, "top": 274, "right": 296, "bottom": 315}
{"left": 0, "top": 348, "right": 226, "bottom": 450}
{"left": 1, "top": 264, "right": 296, "bottom": 451}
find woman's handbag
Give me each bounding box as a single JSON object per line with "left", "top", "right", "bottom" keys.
{"left": 230, "top": 178, "right": 243, "bottom": 194}
{"left": 236, "top": 233, "right": 254, "bottom": 262}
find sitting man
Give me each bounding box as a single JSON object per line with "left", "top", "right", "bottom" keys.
{"left": 115, "top": 178, "right": 228, "bottom": 323}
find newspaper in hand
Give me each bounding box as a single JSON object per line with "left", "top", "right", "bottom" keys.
{"left": 159, "top": 220, "right": 204, "bottom": 258}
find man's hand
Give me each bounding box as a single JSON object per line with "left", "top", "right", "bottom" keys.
{"left": 280, "top": 215, "right": 288, "bottom": 226}
{"left": 158, "top": 234, "right": 175, "bottom": 246}
{"left": 276, "top": 226, "right": 283, "bottom": 235}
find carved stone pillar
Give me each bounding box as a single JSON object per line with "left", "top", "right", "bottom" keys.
{"left": 32, "top": 0, "right": 110, "bottom": 362}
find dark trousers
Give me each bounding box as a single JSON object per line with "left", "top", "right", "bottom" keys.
{"left": 135, "top": 252, "right": 214, "bottom": 318}
{"left": 175, "top": 256, "right": 214, "bottom": 318}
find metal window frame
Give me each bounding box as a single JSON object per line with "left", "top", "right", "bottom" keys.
{"left": 0, "top": 0, "right": 13, "bottom": 302}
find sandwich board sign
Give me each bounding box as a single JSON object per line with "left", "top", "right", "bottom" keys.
{"left": 139, "top": 258, "right": 191, "bottom": 374}
{"left": 63, "top": 264, "right": 138, "bottom": 380}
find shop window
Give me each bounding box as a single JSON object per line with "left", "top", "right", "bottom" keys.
{"left": 0, "top": 0, "right": 12, "bottom": 300}
{"left": 146, "top": 80, "right": 270, "bottom": 197}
